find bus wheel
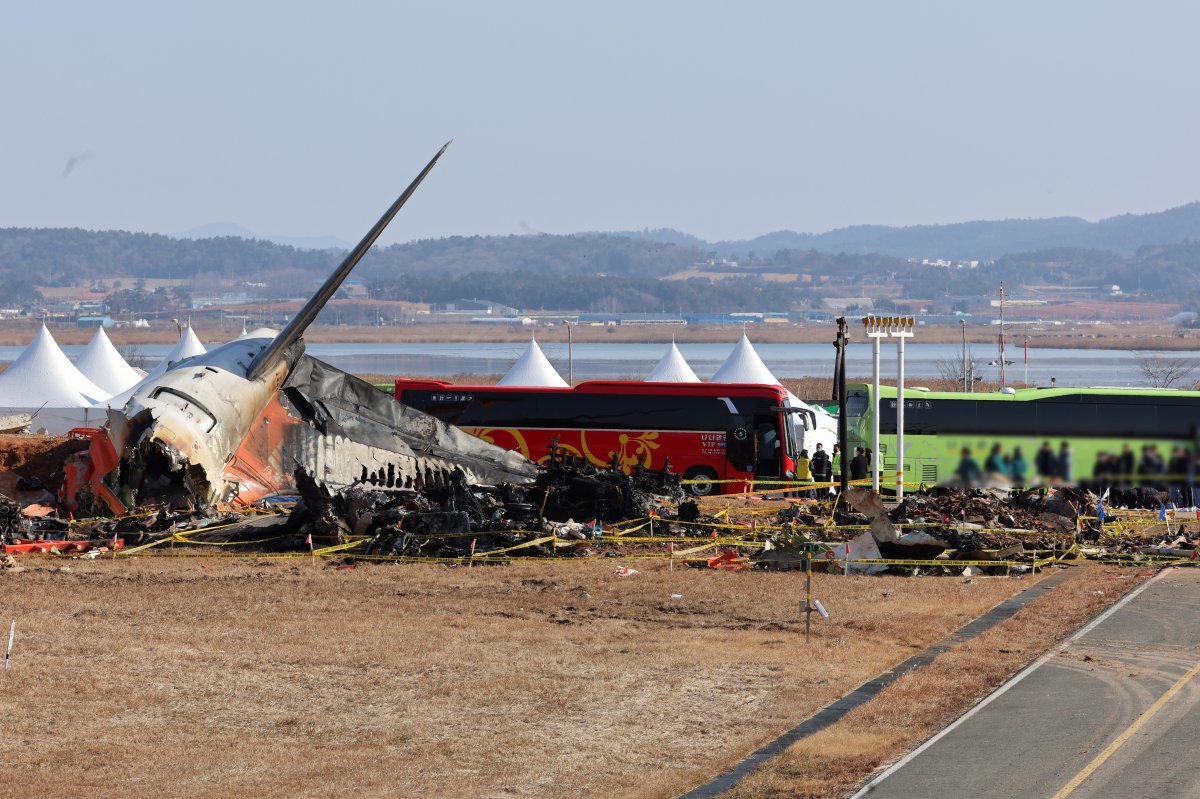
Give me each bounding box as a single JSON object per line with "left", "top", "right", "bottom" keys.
{"left": 683, "top": 467, "right": 719, "bottom": 497}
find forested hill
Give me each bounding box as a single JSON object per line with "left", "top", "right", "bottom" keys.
{"left": 0, "top": 228, "right": 710, "bottom": 295}
{"left": 3, "top": 225, "right": 1200, "bottom": 313}
{"left": 617, "top": 202, "right": 1200, "bottom": 260}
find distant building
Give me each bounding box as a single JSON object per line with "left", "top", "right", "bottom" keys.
{"left": 432, "top": 298, "right": 521, "bottom": 316}
{"left": 470, "top": 316, "right": 534, "bottom": 326}
{"left": 76, "top": 315, "right": 115, "bottom": 328}
{"left": 822, "top": 297, "right": 874, "bottom": 311}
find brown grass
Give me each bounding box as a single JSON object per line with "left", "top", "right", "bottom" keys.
{"left": 727, "top": 563, "right": 1152, "bottom": 799}
{"left": 0, "top": 557, "right": 1043, "bottom": 799}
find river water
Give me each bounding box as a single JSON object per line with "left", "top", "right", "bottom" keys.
{"left": 11, "top": 340, "right": 1199, "bottom": 388}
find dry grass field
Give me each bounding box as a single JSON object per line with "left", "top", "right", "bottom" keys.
{"left": 0, "top": 556, "right": 1073, "bottom": 799}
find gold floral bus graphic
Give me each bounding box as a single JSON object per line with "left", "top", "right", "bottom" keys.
{"left": 464, "top": 428, "right": 662, "bottom": 472}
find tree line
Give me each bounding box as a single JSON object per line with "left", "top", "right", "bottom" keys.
{"left": 2, "top": 226, "right": 1200, "bottom": 312}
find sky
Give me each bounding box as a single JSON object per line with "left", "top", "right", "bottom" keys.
{"left": 4, "top": 1, "right": 1200, "bottom": 245}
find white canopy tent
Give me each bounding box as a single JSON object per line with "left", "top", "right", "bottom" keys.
{"left": 710, "top": 334, "right": 783, "bottom": 387}
{"left": 141, "top": 325, "right": 207, "bottom": 382}
{"left": 94, "top": 325, "right": 210, "bottom": 413}
{"left": 0, "top": 325, "right": 111, "bottom": 433}
{"left": 498, "top": 339, "right": 569, "bottom": 388}
{"left": 644, "top": 341, "right": 700, "bottom": 382}
{"left": 74, "top": 327, "right": 143, "bottom": 396}
{"left": 710, "top": 334, "right": 836, "bottom": 451}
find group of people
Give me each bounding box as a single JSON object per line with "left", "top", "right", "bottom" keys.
{"left": 956, "top": 440, "right": 1072, "bottom": 486}
{"left": 1089, "top": 444, "right": 1196, "bottom": 507}
{"left": 791, "top": 443, "right": 873, "bottom": 497}
{"left": 952, "top": 440, "right": 1198, "bottom": 506}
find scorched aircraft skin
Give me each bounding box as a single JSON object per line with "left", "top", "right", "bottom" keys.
{"left": 77, "top": 143, "right": 537, "bottom": 514}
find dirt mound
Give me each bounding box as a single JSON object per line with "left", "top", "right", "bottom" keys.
{"left": 0, "top": 434, "right": 89, "bottom": 496}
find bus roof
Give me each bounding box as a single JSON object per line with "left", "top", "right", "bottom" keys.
{"left": 396, "top": 379, "right": 792, "bottom": 399}
{"left": 850, "top": 383, "right": 1200, "bottom": 402}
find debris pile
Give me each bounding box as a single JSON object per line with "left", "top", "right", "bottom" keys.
{"left": 285, "top": 443, "right": 686, "bottom": 559}
{"left": 3, "top": 423, "right": 1198, "bottom": 573}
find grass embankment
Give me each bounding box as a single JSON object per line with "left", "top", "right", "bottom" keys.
{"left": 2, "top": 557, "right": 1044, "bottom": 799}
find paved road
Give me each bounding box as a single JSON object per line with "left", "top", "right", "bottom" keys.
{"left": 855, "top": 568, "right": 1200, "bottom": 799}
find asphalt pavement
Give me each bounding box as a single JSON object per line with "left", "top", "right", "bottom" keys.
{"left": 854, "top": 567, "right": 1200, "bottom": 799}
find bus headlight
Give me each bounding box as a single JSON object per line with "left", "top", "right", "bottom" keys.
{"left": 784, "top": 469, "right": 795, "bottom": 479}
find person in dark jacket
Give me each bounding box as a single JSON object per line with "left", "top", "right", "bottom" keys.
{"left": 1057, "top": 441, "right": 1073, "bottom": 483}
{"left": 1035, "top": 441, "right": 1057, "bottom": 484}
{"left": 1166, "top": 446, "right": 1189, "bottom": 507}
{"left": 1118, "top": 444, "right": 1135, "bottom": 488}
{"left": 849, "top": 447, "right": 869, "bottom": 481}
{"left": 810, "top": 443, "right": 831, "bottom": 496}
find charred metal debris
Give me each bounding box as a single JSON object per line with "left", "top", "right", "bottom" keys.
{"left": 4, "top": 443, "right": 1199, "bottom": 571}
{"left": 286, "top": 441, "right": 686, "bottom": 558}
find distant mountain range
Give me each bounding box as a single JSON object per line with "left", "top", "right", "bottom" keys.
{"left": 4, "top": 200, "right": 1200, "bottom": 314}
{"left": 173, "top": 202, "right": 1200, "bottom": 262}
{"left": 613, "top": 202, "right": 1200, "bottom": 261}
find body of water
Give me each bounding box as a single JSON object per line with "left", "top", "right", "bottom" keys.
{"left": 10, "top": 341, "right": 1197, "bottom": 388}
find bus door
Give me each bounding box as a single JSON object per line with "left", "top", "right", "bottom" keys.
{"left": 726, "top": 414, "right": 755, "bottom": 473}
{"left": 752, "top": 413, "right": 782, "bottom": 478}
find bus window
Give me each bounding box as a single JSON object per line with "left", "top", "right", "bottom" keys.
{"left": 783, "top": 411, "right": 799, "bottom": 460}
{"left": 845, "top": 389, "right": 869, "bottom": 420}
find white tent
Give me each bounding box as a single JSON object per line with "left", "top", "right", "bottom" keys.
{"left": 0, "top": 325, "right": 111, "bottom": 433}
{"left": 645, "top": 341, "right": 700, "bottom": 382}
{"left": 710, "top": 334, "right": 781, "bottom": 386}
{"left": 142, "top": 325, "right": 207, "bottom": 382}
{"left": 0, "top": 325, "right": 110, "bottom": 407}
{"left": 74, "top": 327, "right": 143, "bottom": 396}
{"left": 498, "top": 339, "right": 569, "bottom": 388}
{"left": 710, "top": 334, "right": 837, "bottom": 451}
{"left": 235, "top": 326, "right": 279, "bottom": 342}
{"left": 94, "top": 325, "right": 210, "bottom": 413}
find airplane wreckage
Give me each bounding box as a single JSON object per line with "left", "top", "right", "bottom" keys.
{"left": 66, "top": 143, "right": 538, "bottom": 515}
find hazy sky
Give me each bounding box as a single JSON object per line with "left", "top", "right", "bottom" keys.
{"left": 5, "top": 1, "right": 1199, "bottom": 244}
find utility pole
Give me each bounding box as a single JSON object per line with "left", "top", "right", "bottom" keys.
{"left": 834, "top": 317, "right": 849, "bottom": 495}
{"left": 863, "top": 316, "right": 887, "bottom": 492}
{"left": 1023, "top": 323, "right": 1029, "bottom": 388}
{"left": 998, "top": 282, "right": 1007, "bottom": 387}
{"left": 891, "top": 317, "right": 915, "bottom": 499}
{"left": 565, "top": 321, "right": 574, "bottom": 385}
{"left": 961, "top": 319, "right": 968, "bottom": 393}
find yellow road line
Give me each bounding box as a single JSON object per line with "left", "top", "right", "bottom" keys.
{"left": 1050, "top": 656, "right": 1200, "bottom": 799}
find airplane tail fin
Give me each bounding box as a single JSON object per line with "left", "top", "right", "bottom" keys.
{"left": 247, "top": 141, "right": 450, "bottom": 380}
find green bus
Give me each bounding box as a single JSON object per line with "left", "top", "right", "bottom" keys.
{"left": 844, "top": 383, "right": 1200, "bottom": 490}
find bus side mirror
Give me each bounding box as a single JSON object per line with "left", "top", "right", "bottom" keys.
{"left": 726, "top": 415, "right": 755, "bottom": 467}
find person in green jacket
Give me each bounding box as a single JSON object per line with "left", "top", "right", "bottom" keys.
{"left": 1009, "top": 446, "right": 1028, "bottom": 488}
{"left": 955, "top": 447, "right": 982, "bottom": 484}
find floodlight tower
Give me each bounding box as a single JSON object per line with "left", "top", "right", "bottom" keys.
{"left": 862, "top": 316, "right": 888, "bottom": 492}
{"left": 891, "top": 316, "right": 915, "bottom": 499}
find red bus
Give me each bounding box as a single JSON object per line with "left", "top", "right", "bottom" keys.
{"left": 394, "top": 379, "right": 822, "bottom": 495}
